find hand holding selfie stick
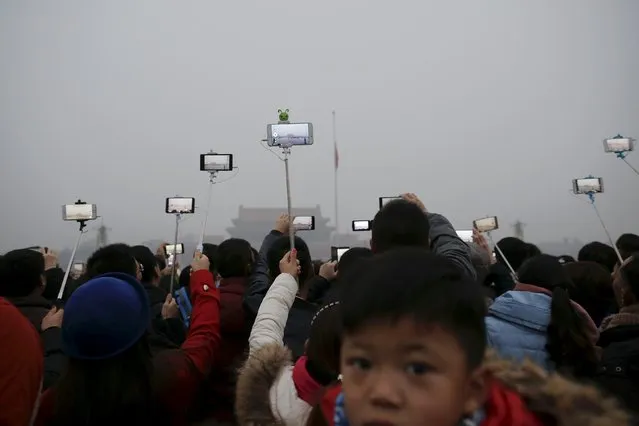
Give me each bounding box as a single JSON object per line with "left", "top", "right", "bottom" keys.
{"left": 57, "top": 200, "right": 90, "bottom": 303}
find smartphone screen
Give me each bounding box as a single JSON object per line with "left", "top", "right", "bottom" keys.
{"left": 165, "top": 197, "right": 195, "bottom": 214}
{"left": 63, "top": 204, "right": 97, "bottom": 221}
{"left": 573, "top": 178, "right": 603, "bottom": 194}
{"left": 165, "top": 244, "right": 184, "bottom": 256}
{"left": 379, "top": 196, "right": 401, "bottom": 210}
{"left": 352, "top": 220, "right": 371, "bottom": 231}
{"left": 603, "top": 137, "right": 633, "bottom": 153}
{"left": 473, "top": 216, "right": 498, "bottom": 233}
{"left": 267, "top": 122, "right": 314, "bottom": 147}
{"left": 293, "top": 216, "right": 315, "bottom": 231}
{"left": 456, "top": 230, "right": 473, "bottom": 243}
{"left": 200, "top": 154, "right": 233, "bottom": 172}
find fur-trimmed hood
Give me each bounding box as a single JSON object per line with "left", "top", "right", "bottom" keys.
{"left": 483, "top": 353, "right": 630, "bottom": 426}
{"left": 235, "top": 343, "right": 292, "bottom": 426}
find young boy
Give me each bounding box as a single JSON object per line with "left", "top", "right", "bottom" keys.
{"left": 316, "top": 248, "right": 629, "bottom": 426}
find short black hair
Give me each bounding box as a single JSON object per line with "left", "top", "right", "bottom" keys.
{"left": 563, "top": 261, "right": 614, "bottom": 326}
{"left": 371, "top": 199, "right": 430, "bottom": 254}
{"left": 494, "top": 237, "right": 536, "bottom": 271}
{"left": 616, "top": 234, "right": 639, "bottom": 261}
{"left": 340, "top": 248, "right": 486, "bottom": 370}
{"left": 0, "top": 249, "right": 45, "bottom": 297}
{"left": 85, "top": 243, "right": 137, "bottom": 280}
{"left": 130, "top": 245, "right": 159, "bottom": 283}
{"left": 578, "top": 241, "right": 617, "bottom": 273}
{"left": 216, "top": 238, "right": 253, "bottom": 278}
{"left": 266, "top": 235, "right": 313, "bottom": 285}
{"left": 337, "top": 247, "right": 373, "bottom": 278}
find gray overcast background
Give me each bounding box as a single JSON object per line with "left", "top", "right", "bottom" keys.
{"left": 1, "top": 0, "right": 638, "bottom": 253}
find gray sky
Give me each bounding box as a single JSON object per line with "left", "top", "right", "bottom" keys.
{"left": 1, "top": 0, "right": 638, "bottom": 253}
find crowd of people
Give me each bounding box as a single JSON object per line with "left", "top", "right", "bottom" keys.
{"left": 1, "top": 193, "right": 639, "bottom": 426}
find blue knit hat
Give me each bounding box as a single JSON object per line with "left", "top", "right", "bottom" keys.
{"left": 62, "top": 273, "right": 151, "bottom": 360}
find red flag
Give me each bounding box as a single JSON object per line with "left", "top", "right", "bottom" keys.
{"left": 334, "top": 141, "right": 339, "bottom": 170}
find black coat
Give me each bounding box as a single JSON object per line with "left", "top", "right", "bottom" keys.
{"left": 595, "top": 324, "right": 639, "bottom": 414}
{"left": 8, "top": 294, "right": 51, "bottom": 332}
{"left": 142, "top": 282, "right": 187, "bottom": 348}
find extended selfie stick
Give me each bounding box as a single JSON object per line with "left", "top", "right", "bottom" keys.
{"left": 581, "top": 182, "right": 624, "bottom": 264}
{"left": 277, "top": 109, "right": 296, "bottom": 251}
{"left": 197, "top": 158, "right": 218, "bottom": 253}
{"left": 170, "top": 212, "right": 181, "bottom": 294}
{"left": 57, "top": 200, "right": 89, "bottom": 302}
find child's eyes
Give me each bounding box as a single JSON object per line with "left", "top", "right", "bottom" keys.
{"left": 405, "top": 362, "right": 432, "bottom": 376}
{"left": 345, "top": 357, "right": 372, "bottom": 371}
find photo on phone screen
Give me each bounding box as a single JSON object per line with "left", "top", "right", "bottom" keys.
{"left": 473, "top": 216, "right": 499, "bottom": 233}
{"left": 352, "top": 220, "right": 372, "bottom": 231}
{"left": 379, "top": 196, "right": 401, "bottom": 210}
{"left": 167, "top": 254, "right": 175, "bottom": 267}
{"left": 603, "top": 137, "right": 634, "bottom": 153}
{"left": 62, "top": 204, "right": 97, "bottom": 221}
{"left": 456, "top": 230, "right": 473, "bottom": 243}
{"left": 293, "top": 216, "right": 315, "bottom": 231}
{"left": 72, "top": 262, "right": 85, "bottom": 273}
{"left": 331, "top": 246, "right": 351, "bottom": 262}
{"left": 165, "top": 243, "right": 185, "bottom": 256}
{"left": 573, "top": 177, "right": 603, "bottom": 194}
{"left": 200, "top": 154, "right": 233, "bottom": 172}
{"left": 267, "top": 123, "right": 314, "bottom": 147}
{"left": 165, "top": 197, "right": 195, "bottom": 214}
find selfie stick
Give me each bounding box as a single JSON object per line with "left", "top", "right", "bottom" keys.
{"left": 197, "top": 161, "right": 218, "bottom": 253}
{"left": 608, "top": 135, "right": 639, "bottom": 176}
{"left": 170, "top": 213, "right": 181, "bottom": 294}
{"left": 585, "top": 188, "right": 624, "bottom": 264}
{"left": 57, "top": 200, "right": 89, "bottom": 301}
{"left": 275, "top": 109, "right": 296, "bottom": 251}
{"left": 486, "top": 233, "right": 518, "bottom": 281}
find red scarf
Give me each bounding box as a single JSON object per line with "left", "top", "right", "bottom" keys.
{"left": 482, "top": 381, "right": 543, "bottom": 426}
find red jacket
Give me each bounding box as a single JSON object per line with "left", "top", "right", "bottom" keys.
{"left": 195, "top": 276, "right": 251, "bottom": 423}
{"left": 35, "top": 269, "right": 221, "bottom": 426}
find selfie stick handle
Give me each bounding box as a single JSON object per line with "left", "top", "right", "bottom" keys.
{"left": 283, "top": 147, "right": 295, "bottom": 251}
{"left": 57, "top": 222, "right": 86, "bottom": 301}
{"left": 170, "top": 214, "right": 180, "bottom": 294}
{"left": 197, "top": 172, "right": 217, "bottom": 252}
{"left": 487, "top": 234, "right": 518, "bottom": 281}
{"left": 589, "top": 195, "right": 623, "bottom": 264}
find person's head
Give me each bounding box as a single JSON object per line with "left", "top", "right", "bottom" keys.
{"left": 613, "top": 252, "right": 639, "bottom": 308}
{"left": 131, "top": 245, "right": 160, "bottom": 285}
{"left": 370, "top": 200, "right": 430, "bottom": 254}
{"left": 563, "top": 261, "right": 615, "bottom": 326}
{"left": 201, "top": 243, "right": 218, "bottom": 275}
{"left": 339, "top": 248, "right": 487, "bottom": 425}
{"left": 336, "top": 247, "right": 373, "bottom": 278}
{"left": 52, "top": 273, "right": 168, "bottom": 425}
{"left": 616, "top": 233, "right": 639, "bottom": 261}
{"left": 494, "top": 237, "right": 535, "bottom": 270}
{"left": 578, "top": 241, "right": 618, "bottom": 273}
{"left": 216, "top": 238, "right": 254, "bottom": 279}
{"left": 0, "top": 249, "right": 46, "bottom": 298}
{"left": 305, "top": 300, "right": 343, "bottom": 385}
{"left": 85, "top": 244, "right": 139, "bottom": 281}
{"left": 517, "top": 255, "right": 597, "bottom": 376}
{"left": 312, "top": 260, "right": 323, "bottom": 276}
{"left": 267, "top": 235, "right": 313, "bottom": 286}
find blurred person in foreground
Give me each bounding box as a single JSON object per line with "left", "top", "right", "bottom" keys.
{"left": 563, "top": 261, "right": 616, "bottom": 327}
{"left": 192, "top": 237, "right": 255, "bottom": 424}
{"left": 616, "top": 233, "right": 639, "bottom": 262}
{"left": 486, "top": 255, "right": 598, "bottom": 378}
{"left": 34, "top": 253, "right": 221, "bottom": 426}
{"left": 595, "top": 253, "right": 639, "bottom": 415}
{"left": 370, "top": 193, "right": 475, "bottom": 279}
{"left": 307, "top": 248, "right": 628, "bottom": 426}
{"left": 244, "top": 214, "right": 319, "bottom": 360}
{"left": 0, "top": 298, "right": 44, "bottom": 426}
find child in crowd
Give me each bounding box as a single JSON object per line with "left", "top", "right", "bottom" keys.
{"left": 311, "top": 248, "right": 629, "bottom": 426}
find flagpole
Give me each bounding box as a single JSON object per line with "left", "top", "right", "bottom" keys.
{"left": 332, "top": 110, "right": 339, "bottom": 246}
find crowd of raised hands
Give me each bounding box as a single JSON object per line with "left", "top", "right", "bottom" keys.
{"left": 1, "top": 192, "right": 639, "bottom": 426}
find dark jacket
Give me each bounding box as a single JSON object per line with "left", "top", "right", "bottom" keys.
{"left": 143, "top": 282, "right": 186, "bottom": 348}
{"left": 244, "top": 230, "right": 318, "bottom": 361}
{"left": 7, "top": 294, "right": 64, "bottom": 390}
{"left": 427, "top": 212, "right": 476, "bottom": 280}
{"left": 42, "top": 267, "right": 65, "bottom": 301}
{"left": 35, "top": 269, "right": 222, "bottom": 426}
{"left": 596, "top": 323, "right": 639, "bottom": 414}
{"left": 194, "top": 276, "right": 252, "bottom": 423}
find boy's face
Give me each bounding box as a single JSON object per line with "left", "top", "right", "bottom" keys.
{"left": 340, "top": 318, "right": 487, "bottom": 426}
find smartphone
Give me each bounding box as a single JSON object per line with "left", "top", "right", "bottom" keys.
{"left": 293, "top": 216, "right": 315, "bottom": 231}
{"left": 352, "top": 220, "right": 372, "bottom": 231}
{"left": 200, "top": 153, "right": 233, "bottom": 172}
{"left": 266, "top": 122, "right": 314, "bottom": 147}
{"left": 72, "top": 262, "right": 85, "bottom": 273}
{"left": 167, "top": 254, "right": 175, "bottom": 268}
{"left": 62, "top": 204, "right": 97, "bottom": 221}
{"left": 379, "top": 196, "right": 401, "bottom": 210}
{"left": 165, "top": 243, "right": 184, "bottom": 256}
{"left": 572, "top": 177, "right": 603, "bottom": 194}
{"left": 603, "top": 137, "right": 634, "bottom": 153}
{"left": 456, "top": 230, "right": 474, "bottom": 243}
{"left": 331, "top": 246, "right": 350, "bottom": 262}
{"left": 165, "top": 197, "right": 195, "bottom": 214}
{"left": 473, "top": 216, "right": 499, "bottom": 233}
